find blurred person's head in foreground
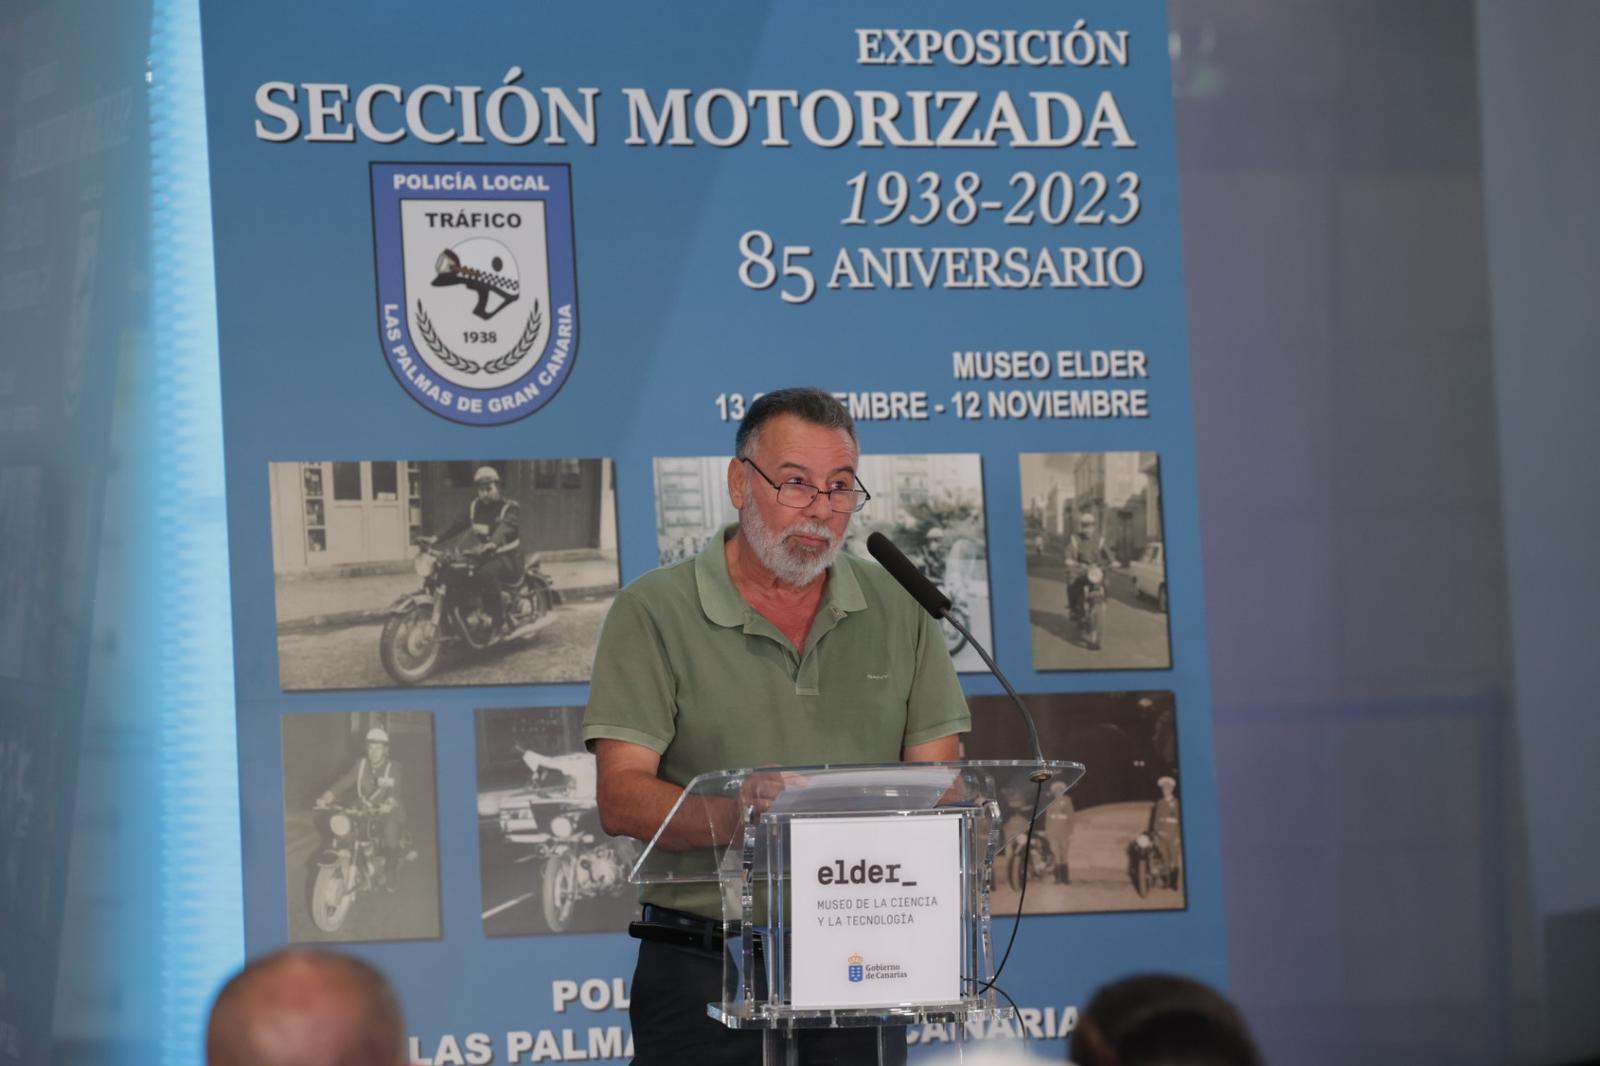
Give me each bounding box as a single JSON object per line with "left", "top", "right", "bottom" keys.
{"left": 1070, "top": 973, "right": 1261, "bottom": 1066}
{"left": 207, "top": 948, "right": 405, "bottom": 1066}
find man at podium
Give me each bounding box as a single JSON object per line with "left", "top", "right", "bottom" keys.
{"left": 584, "top": 387, "right": 971, "bottom": 1065}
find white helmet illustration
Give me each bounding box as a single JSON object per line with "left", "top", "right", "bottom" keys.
{"left": 432, "top": 237, "right": 521, "bottom": 321}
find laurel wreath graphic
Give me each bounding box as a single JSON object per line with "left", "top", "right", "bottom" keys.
{"left": 414, "top": 299, "right": 543, "bottom": 376}
{"left": 483, "top": 301, "right": 543, "bottom": 374}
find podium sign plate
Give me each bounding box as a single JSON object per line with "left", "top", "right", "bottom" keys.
{"left": 789, "top": 814, "right": 961, "bottom": 1009}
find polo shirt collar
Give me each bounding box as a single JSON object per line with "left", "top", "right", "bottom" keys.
{"left": 695, "top": 524, "right": 868, "bottom": 628}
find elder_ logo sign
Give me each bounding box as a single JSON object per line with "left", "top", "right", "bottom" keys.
{"left": 789, "top": 814, "right": 961, "bottom": 1010}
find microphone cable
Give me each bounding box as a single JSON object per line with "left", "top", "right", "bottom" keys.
{"left": 864, "top": 531, "right": 1060, "bottom": 1034}
{"left": 982, "top": 777, "right": 1044, "bottom": 996}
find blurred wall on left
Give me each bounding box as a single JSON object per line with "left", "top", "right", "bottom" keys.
{"left": 0, "top": 0, "right": 152, "bottom": 1060}
{"left": 0, "top": 2, "right": 240, "bottom": 1064}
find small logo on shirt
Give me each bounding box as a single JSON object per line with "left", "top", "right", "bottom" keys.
{"left": 867, "top": 673, "right": 889, "bottom": 680}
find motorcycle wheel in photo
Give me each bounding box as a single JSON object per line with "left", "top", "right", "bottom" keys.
{"left": 1006, "top": 835, "right": 1058, "bottom": 891}
{"left": 941, "top": 600, "right": 971, "bottom": 657}
{"left": 379, "top": 543, "right": 560, "bottom": 685}
{"left": 311, "top": 861, "right": 356, "bottom": 933}
{"left": 535, "top": 835, "right": 642, "bottom": 933}
{"left": 378, "top": 603, "right": 442, "bottom": 684}
{"left": 309, "top": 804, "right": 412, "bottom": 933}
{"left": 495, "top": 791, "right": 643, "bottom": 934}
{"left": 938, "top": 535, "right": 984, "bottom": 657}
{"left": 1078, "top": 566, "right": 1107, "bottom": 650}
{"left": 1127, "top": 832, "right": 1177, "bottom": 898}
{"left": 542, "top": 851, "right": 579, "bottom": 932}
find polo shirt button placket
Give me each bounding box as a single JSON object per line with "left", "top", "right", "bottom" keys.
{"left": 794, "top": 643, "right": 821, "bottom": 697}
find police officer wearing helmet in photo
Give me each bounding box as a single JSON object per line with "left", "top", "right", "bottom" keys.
{"left": 1149, "top": 774, "right": 1182, "bottom": 888}
{"left": 317, "top": 727, "right": 408, "bottom": 879}
{"left": 1043, "top": 778, "right": 1076, "bottom": 885}
{"left": 427, "top": 465, "right": 522, "bottom": 643}
{"left": 1065, "top": 509, "right": 1110, "bottom": 618}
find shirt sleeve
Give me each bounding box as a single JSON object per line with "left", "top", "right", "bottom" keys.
{"left": 582, "top": 586, "right": 679, "bottom": 755}
{"left": 901, "top": 608, "right": 971, "bottom": 749}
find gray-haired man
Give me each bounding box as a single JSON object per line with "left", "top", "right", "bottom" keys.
{"left": 584, "top": 387, "right": 970, "bottom": 1064}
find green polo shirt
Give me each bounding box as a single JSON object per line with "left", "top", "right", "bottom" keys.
{"left": 583, "top": 526, "right": 971, "bottom": 917}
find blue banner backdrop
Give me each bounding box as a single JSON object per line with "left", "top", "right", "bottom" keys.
{"left": 200, "top": 3, "right": 1224, "bottom": 1059}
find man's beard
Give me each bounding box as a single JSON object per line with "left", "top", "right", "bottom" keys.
{"left": 739, "top": 499, "right": 844, "bottom": 587}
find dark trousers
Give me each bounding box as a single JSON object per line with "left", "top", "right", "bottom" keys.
{"left": 473, "top": 554, "right": 515, "bottom": 627}
{"left": 377, "top": 808, "right": 402, "bottom": 850}
{"left": 1066, "top": 573, "right": 1087, "bottom": 614}
{"left": 629, "top": 939, "right": 907, "bottom": 1066}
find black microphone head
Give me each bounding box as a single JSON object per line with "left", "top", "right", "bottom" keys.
{"left": 866, "top": 531, "right": 951, "bottom": 619}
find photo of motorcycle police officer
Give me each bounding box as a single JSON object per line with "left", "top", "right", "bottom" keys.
{"left": 281, "top": 711, "right": 440, "bottom": 943}
{"left": 966, "top": 690, "right": 1186, "bottom": 915}
{"left": 423, "top": 465, "right": 522, "bottom": 645}
{"left": 1019, "top": 451, "right": 1172, "bottom": 672}
{"left": 267, "top": 459, "right": 621, "bottom": 690}
{"left": 474, "top": 706, "right": 640, "bottom": 937}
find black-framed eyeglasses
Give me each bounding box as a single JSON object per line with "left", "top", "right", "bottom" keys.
{"left": 740, "top": 457, "right": 872, "bottom": 513}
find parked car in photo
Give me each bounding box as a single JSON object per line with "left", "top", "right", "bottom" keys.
{"left": 1127, "top": 541, "right": 1167, "bottom": 612}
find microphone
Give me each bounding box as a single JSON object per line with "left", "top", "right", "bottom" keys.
{"left": 865, "top": 532, "right": 1050, "bottom": 778}
{"left": 866, "top": 531, "right": 952, "bottom": 618}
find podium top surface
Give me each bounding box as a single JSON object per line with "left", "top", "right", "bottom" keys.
{"left": 630, "top": 759, "right": 1084, "bottom": 885}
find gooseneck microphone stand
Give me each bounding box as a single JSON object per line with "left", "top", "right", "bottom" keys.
{"left": 865, "top": 531, "right": 1050, "bottom": 782}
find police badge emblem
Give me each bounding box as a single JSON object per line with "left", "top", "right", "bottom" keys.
{"left": 371, "top": 163, "right": 579, "bottom": 424}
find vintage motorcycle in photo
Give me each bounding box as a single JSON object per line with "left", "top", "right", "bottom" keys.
{"left": 494, "top": 788, "right": 640, "bottom": 933}
{"left": 379, "top": 541, "right": 561, "bottom": 685}
{"left": 1005, "top": 832, "right": 1060, "bottom": 891}
{"left": 309, "top": 801, "right": 413, "bottom": 933}
{"left": 1070, "top": 564, "right": 1108, "bottom": 650}
{"left": 1127, "top": 831, "right": 1181, "bottom": 897}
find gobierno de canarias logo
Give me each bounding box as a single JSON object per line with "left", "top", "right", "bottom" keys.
{"left": 371, "top": 162, "right": 579, "bottom": 426}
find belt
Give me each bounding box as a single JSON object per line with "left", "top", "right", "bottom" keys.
{"left": 629, "top": 904, "right": 735, "bottom": 953}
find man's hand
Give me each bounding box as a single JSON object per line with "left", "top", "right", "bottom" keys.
{"left": 737, "top": 767, "right": 809, "bottom": 815}
{"left": 315, "top": 790, "right": 334, "bottom": 808}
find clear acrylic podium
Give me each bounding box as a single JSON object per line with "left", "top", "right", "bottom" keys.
{"left": 631, "top": 759, "right": 1085, "bottom": 1065}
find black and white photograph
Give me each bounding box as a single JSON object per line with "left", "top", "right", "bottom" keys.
{"left": 281, "top": 710, "right": 441, "bottom": 943}
{"left": 269, "top": 459, "right": 620, "bottom": 690}
{"left": 964, "top": 690, "right": 1185, "bottom": 915}
{"left": 653, "top": 453, "right": 994, "bottom": 671}
{"left": 474, "top": 706, "right": 639, "bottom": 937}
{"left": 1020, "top": 452, "right": 1171, "bottom": 672}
